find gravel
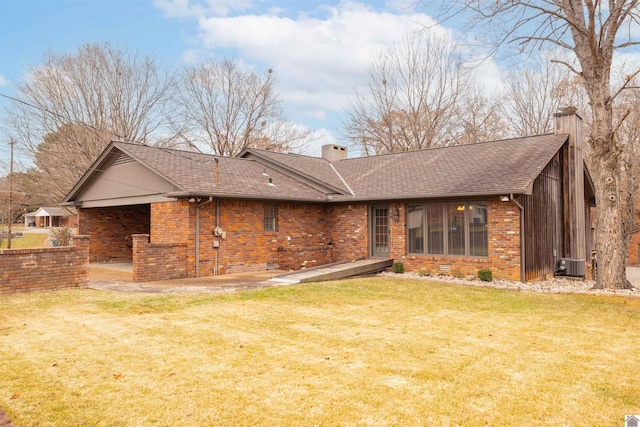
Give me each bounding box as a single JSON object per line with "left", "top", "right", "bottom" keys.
{"left": 379, "top": 271, "right": 640, "bottom": 297}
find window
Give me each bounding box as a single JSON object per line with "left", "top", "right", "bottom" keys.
{"left": 264, "top": 204, "right": 277, "bottom": 232}
{"left": 406, "top": 202, "right": 488, "bottom": 257}
{"left": 407, "top": 205, "right": 424, "bottom": 254}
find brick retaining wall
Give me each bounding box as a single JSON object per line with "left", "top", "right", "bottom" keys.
{"left": 132, "top": 234, "right": 188, "bottom": 282}
{"left": 0, "top": 235, "right": 90, "bottom": 294}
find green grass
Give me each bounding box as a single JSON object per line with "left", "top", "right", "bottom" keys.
{"left": 0, "top": 226, "right": 49, "bottom": 249}
{"left": 1, "top": 277, "right": 639, "bottom": 426}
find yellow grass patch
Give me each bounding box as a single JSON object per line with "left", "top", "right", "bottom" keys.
{"left": 1, "top": 277, "right": 639, "bottom": 426}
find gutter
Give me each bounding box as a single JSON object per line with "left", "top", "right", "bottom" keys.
{"left": 509, "top": 194, "right": 525, "bottom": 283}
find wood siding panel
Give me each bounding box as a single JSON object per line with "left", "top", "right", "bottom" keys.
{"left": 524, "top": 152, "right": 563, "bottom": 281}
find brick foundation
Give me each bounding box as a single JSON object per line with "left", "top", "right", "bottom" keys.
{"left": 132, "top": 234, "right": 187, "bottom": 282}
{"left": 0, "top": 235, "right": 90, "bottom": 294}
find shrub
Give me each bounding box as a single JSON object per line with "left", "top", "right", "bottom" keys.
{"left": 451, "top": 267, "right": 465, "bottom": 279}
{"left": 478, "top": 268, "right": 493, "bottom": 282}
{"left": 50, "top": 226, "right": 73, "bottom": 247}
{"left": 392, "top": 262, "right": 405, "bottom": 274}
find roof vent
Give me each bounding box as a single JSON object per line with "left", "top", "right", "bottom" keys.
{"left": 321, "top": 144, "right": 348, "bottom": 162}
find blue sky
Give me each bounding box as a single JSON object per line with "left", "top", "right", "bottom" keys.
{"left": 0, "top": 0, "right": 474, "bottom": 165}
{"left": 2, "top": 0, "right": 637, "bottom": 168}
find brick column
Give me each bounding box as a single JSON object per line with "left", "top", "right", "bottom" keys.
{"left": 132, "top": 234, "right": 149, "bottom": 282}
{"left": 71, "top": 235, "right": 90, "bottom": 287}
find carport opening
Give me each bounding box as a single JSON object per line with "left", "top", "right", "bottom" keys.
{"left": 79, "top": 204, "right": 150, "bottom": 263}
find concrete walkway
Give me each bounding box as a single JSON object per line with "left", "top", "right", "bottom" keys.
{"left": 88, "top": 263, "right": 288, "bottom": 294}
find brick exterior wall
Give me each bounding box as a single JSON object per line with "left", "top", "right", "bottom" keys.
{"left": 0, "top": 235, "right": 90, "bottom": 294}
{"left": 328, "top": 203, "right": 368, "bottom": 261}
{"left": 391, "top": 198, "right": 522, "bottom": 281}
{"left": 132, "top": 234, "right": 187, "bottom": 282}
{"left": 79, "top": 205, "right": 150, "bottom": 262}
{"left": 149, "top": 200, "right": 336, "bottom": 276}
{"left": 92, "top": 196, "right": 523, "bottom": 282}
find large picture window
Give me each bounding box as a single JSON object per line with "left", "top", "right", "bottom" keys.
{"left": 407, "top": 202, "right": 488, "bottom": 257}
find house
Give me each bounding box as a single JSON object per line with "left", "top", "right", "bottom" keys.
{"left": 62, "top": 108, "right": 595, "bottom": 282}
{"left": 629, "top": 200, "right": 640, "bottom": 266}
{"left": 23, "top": 206, "right": 77, "bottom": 228}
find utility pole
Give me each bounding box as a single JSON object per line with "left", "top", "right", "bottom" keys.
{"left": 7, "top": 138, "right": 15, "bottom": 249}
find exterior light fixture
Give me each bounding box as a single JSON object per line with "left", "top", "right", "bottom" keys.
{"left": 500, "top": 196, "right": 509, "bottom": 202}
{"left": 393, "top": 206, "right": 400, "bottom": 222}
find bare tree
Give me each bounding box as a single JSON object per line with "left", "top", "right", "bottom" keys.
{"left": 502, "top": 59, "right": 589, "bottom": 136}
{"left": 455, "top": 83, "right": 508, "bottom": 144}
{"left": 342, "top": 31, "right": 470, "bottom": 155}
{"left": 429, "top": 0, "right": 640, "bottom": 289}
{"left": 617, "top": 83, "right": 640, "bottom": 258}
{"left": 7, "top": 43, "right": 174, "bottom": 201}
{"left": 172, "top": 59, "right": 309, "bottom": 156}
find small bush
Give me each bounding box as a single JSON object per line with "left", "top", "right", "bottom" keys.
{"left": 478, "top": 268, "right": 493, "bottom": 282}
{"left": 451, "top": 267, "right": 465, "bottom": 279}
{"left": 392, "top": 262, "right": 405, "bottom": 274}
{"left": 50, "top": 226, "right": 73, "bottom": 247}
{"left": 418, "top": 269, "right": 433, "bottom": 277}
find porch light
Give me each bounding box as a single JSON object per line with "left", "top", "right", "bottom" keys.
{"left": 392, "top": 206, "right": 400, "bottom": 222}
{"left": 500, "top": 195, "right": 510, "bottom": 202}
{"left": 456, "top": 205, "right": 465, "bottom": 211}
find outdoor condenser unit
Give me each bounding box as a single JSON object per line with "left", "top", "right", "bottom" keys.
{"left": 556, "top": 258, "right": 586, "bottom": 278}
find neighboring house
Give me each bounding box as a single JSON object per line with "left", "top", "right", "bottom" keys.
{"left": 23, "top": 207, "right": 78, "bottom": 228}
{"left": 62, "top": 108, "right": 595, "bottom": 282}
{"left": 629, "top": 200, "right": 640, "bottom": 266}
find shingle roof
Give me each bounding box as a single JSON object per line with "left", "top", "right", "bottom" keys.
{"left": 112, "top": 142, "right": 328, "bottom": 201}
{"left": 240, "top": 148, "right": 352, "bottom": 194}
{"left": 65, "top": 134, "right": 569, "bottom": 204}
{"left": 330, "top": 134, "right": 568, "bottom": 201}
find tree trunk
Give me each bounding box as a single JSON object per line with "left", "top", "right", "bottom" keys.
{"left": 590, "top": 142, "right": 633, "bottom": 289}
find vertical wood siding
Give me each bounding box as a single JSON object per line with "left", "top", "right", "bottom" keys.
{"left": 523, "top": 151, "right": 564, "bottom": 281}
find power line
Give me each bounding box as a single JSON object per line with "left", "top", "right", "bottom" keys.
{"left": 0, "top": 92, "right": 129, "bottom": 142}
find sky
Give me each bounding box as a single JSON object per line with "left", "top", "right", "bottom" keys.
{"left": 0, "top": 0, "right": 487, "bottom": 166}
{"left": 0, "top": 0, "right": 637, "bottom": 168}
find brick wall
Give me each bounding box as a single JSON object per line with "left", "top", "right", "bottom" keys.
{"left": 328, "top": 203, "right": 368, "bottom": 261}
{"left": 132, "top": 234, "right": 187, "bottom": 282}
{"left": 79, "top": 205, "right": 150, "bottom": 262}
{"left": 391, "top": 198, "right": 522, "bottom": 281}
{"left": 0, "top": 235, "right": 90, "bottom": 294}
{"left": 140, "top": 197, "right": 522, "bottom": 281}
{"left": 149, "top": 200, "right": 337, "bottom": 276}
{"left": 630, "top": 231, "right": 640, "bottom": 266}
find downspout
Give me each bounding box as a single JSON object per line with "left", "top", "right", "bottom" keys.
{"left": 509, "top": 194, "right": 525, "bottom": 282}
{"left": 215, "top": 199, "right": 220, "bottom": 276}
{"left": 195, "top": 197, "right": 213, "bottom": 278}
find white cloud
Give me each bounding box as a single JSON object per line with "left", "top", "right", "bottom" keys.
{"left": 154, "top": 0, "right": 254, "bottom": 18}
{"left": 193, "top": 2, "right": 439, "bottom": 120}
{"left": 0, "top": 75, "right": 8, "bottom": 87}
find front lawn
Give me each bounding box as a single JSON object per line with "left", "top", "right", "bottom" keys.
{"left": 1, "top": 278, "right": 639, "bottom": 426}
{"left": 0, "top": 227, "right": 49, "bottom": 249}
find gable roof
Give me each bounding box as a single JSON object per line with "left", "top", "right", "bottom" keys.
{"left": 239, "top": 148, "right": 352, "bottom": 195}
{"left": 63, "top": 142, "right": 328, "bottom": 204}
{"left": 64, "top": 133, "right": 570, "bottom": 205}
{"left": 25, "top": 207, "right": 77, "bottom": 217}
{"left": 330, "top": 134, "right": 569, "bottom": 201}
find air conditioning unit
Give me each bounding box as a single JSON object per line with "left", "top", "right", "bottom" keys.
{"left": 556, "top": 258, "right": 585, "bottom": 277}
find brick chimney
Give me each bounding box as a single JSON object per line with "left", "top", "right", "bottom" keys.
{"left": 554, "top": 106, "right": 586, "bottom": 260}
{"left": 321, "top": 144, "right": 348, "bottom": 162}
